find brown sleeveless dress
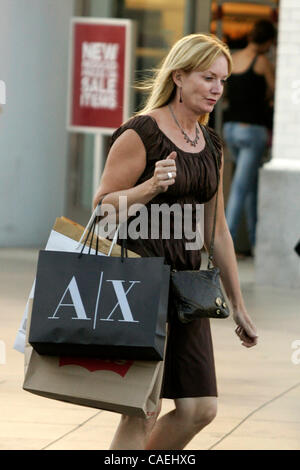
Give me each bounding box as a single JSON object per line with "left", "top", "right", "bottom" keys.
{"left": 110, "top": 115, "right": 222, "bottom": 399}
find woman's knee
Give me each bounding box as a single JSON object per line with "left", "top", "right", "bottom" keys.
{"left": 194, "top": 400, "right": 217, "bottom": 428}
{"left": 175, "top": 397, "right": 217, "bottom": 432}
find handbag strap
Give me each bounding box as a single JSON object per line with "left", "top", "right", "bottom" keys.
{"left": 200, "top": 125, "right": 220, "bottom": 269}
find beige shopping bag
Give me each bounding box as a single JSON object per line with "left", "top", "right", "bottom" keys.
{"left": 53, "top": 216, "right": 139, "bottom": 257}
{"left": 24, "top": 302, "right": 164, "bottom": 418}
{"left": 23, "top": 216, "right": 164, "bottom": 418}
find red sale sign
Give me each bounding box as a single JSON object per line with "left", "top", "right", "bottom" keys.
{"left": 67, "top": 18, "right": 134, "bottom": 133}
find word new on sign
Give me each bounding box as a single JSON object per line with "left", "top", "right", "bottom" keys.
{"left": 0, "top": 81, "right": 6, "bottom": 105}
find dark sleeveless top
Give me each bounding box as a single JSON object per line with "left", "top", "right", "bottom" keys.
{"left": 110, "top": 115, "right": 222, "bottom": 271}
{"left": 224, "top": 55, "right": 267, "bottom": 125}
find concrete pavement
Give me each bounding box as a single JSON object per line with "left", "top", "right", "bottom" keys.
{"left": 1, "top": 247, "right": 300, "bottom": 450}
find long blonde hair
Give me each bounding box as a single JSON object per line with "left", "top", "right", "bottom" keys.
{"left": 136, "top": 33, "right": 232, "bottom": 125}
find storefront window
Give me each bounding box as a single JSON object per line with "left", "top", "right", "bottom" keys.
{"left": 211, "top": 1, "right": 279, "bottom": 48}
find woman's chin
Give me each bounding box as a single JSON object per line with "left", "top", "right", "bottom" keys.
{"left": 195, "top": 104, "right": 215, "bottom": 115}
{"left": 205, "top": 103, "right": 215, "bottom": 113}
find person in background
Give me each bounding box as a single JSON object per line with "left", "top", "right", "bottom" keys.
{"left": 223, "top": 20, "right": 276, "bottom": 256}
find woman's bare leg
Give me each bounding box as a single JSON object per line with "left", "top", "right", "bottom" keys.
{"left": 109, "top": 401, "right": 162, "bottom": 450}
{"left": 145, "top": 397, "right": 217, "bottom": 450}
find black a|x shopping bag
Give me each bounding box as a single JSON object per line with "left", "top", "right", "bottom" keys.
{"left": 29, "top": 250, "right": 170, "bottom": 361}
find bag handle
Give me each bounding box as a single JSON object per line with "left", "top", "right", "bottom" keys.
{"left": 76, "top": 204, "right": 101, "bottom": 250}
{"left": 200, "top": 125, "right": 220, "bottom": 270}
{"left": 78, "top": 200, "right": 128, "bottom": 261}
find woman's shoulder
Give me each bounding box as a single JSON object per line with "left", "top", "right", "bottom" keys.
{"left": 203, "top": 125, "right": 223, "bottom": 167}
{"left": 231, "top": 49, "right": 243, "bottom": 61}
{"left": 205, "top": 126, "right": 223, "bottom": 146}
{"left": 231, "top": 50, "right": 247, "bottom": 69}
{"left": 112, "top": 114, "right": 155, "bottom": 136}
{"left": 122, "top": 114, "right": 157, "bottom": 131}
{"left": 254, "top": 54, "right": 274, "bottom": 74}
{"left": 110, "top": 114, "right": 160, "bottom": 155}
{"left": 111, "top": 114, "right": 158, "bottom": 141}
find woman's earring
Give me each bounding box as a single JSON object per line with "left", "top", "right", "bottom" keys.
{"left": 179, "top": 87, "right": 183, "bottom": 103}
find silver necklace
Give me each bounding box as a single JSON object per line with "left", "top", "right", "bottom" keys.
{"left": 168, "top": 104, "right": 200, "bottom": 147}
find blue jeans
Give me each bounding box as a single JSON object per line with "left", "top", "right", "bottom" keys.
{"left": 223, "top": 122, "right": 268, "bottom": 248}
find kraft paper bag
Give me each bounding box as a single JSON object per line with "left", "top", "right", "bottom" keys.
{"left": 14, "top": 216, "right": 139, "bottom": 353}
{"left": 23, "top": 300, "right": 164, "bottom": 418}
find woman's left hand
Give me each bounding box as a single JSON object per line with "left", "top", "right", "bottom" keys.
{"left": 233, "top": 310, "right": 258, "bottom": 348}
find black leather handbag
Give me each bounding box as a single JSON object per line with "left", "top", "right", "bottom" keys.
{"left": 171, "top": 125, "right": 230, "bottom": 323}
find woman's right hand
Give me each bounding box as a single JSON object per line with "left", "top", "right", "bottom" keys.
{"left": 151, "top": 151, "right": 177, "bottom": 194}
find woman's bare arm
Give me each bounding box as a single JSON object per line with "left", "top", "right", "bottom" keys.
{"left": 204, "top": 152, "right": 258, "bottom": 348}
{"left": 256, "top": 55, "right": 275, "bottom": 95}
{"left": 93, "top": 129, "right": 177, "bottom": 219}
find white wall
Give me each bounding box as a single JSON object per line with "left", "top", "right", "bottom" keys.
{"left": 272, "top": 0, "right": 300, "bottom": 163}
{"left": 0, "top": 0, "right": 75, "bottom": 246}
{"left": 255, "top": 0, "right": 300, "bottom": 288}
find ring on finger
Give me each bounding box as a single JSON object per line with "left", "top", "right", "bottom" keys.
{"left": 167, "top": 172, "right": 173, "bottom": 179}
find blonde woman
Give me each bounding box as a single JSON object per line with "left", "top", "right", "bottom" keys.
{"left": 93, "top": 34, "right": 258, "bottom": 450}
